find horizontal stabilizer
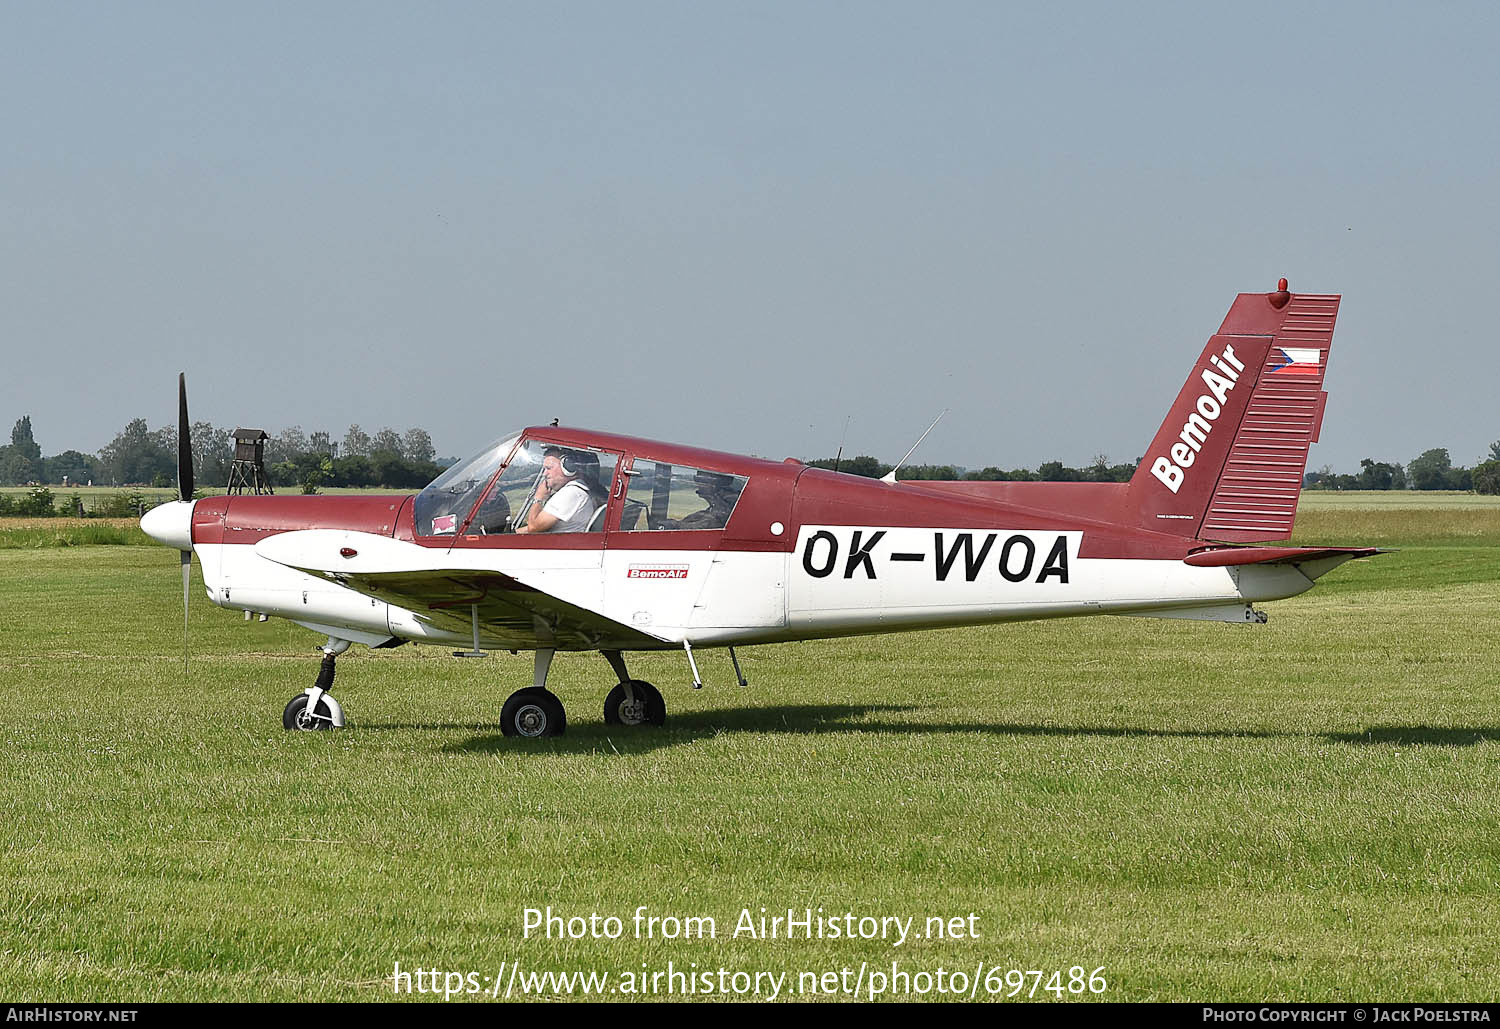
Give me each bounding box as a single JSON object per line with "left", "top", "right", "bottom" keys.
{"left": 1184, "top": 545, "right": 1385, "bottom": 567}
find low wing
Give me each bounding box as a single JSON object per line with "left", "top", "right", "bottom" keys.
{"left": 255, "top": 530, "right": 667, "bottom": 651}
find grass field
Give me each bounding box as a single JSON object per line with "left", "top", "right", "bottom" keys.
{"left": 0, "top": 485, "right": 424, "bottom": 521}
{"left": 0, "top": 519, "right": 151, "bottom": 549}
{"left": 1, "top": 501, "right": 1498, "bottom": 1002}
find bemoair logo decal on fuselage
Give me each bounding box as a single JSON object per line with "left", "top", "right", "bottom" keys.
{"left": 799, "top": 528, "right": 1072, "bottom": 584}
{"left": 626, "top": 565, "right": 690, "bottom": 580}
{"left": 1150, "top": 342, "right": 1246, "bottom": 495}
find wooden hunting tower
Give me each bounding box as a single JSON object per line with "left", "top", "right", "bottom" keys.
{"left": 227, "top": 428, "right": 274, "bottom": 495}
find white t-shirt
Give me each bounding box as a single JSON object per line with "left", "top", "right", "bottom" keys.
{"left": 541, "top": 480, "right": 598, "bottom": 533}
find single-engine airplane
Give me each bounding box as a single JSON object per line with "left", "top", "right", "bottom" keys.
{"left": 141, "top": 280, "right": 1377, "bottom": 737}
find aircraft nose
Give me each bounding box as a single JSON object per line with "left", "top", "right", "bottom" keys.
{"left": 141, "top": 500, "right": 195, "bottom": 550}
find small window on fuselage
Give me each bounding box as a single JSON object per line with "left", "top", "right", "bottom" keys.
{"left": 620, "top": 460, "right": 746, "bottom": 531}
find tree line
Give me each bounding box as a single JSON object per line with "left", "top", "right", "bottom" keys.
{"left": 1303, "top": 447, "right": 1500, "bottom": 494}
{"left": 807, "top": 445, "right": 1500, "bottom": 495}
{"left": 804, "top": 454, "right": 1142, "bottom": 483}
{"left": 0, "top": 415, "right": 450, "bottom": 492}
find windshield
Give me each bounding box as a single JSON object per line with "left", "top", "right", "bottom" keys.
{"left": 412, "top": 432, "right": 521, "bottom": 536}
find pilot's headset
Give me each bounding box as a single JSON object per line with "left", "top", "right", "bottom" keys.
{"left": 556, "top": 449, "right": 606, "bottom": 501}
{"left": 548, "top": 447, "right": 600, "bottom": 486}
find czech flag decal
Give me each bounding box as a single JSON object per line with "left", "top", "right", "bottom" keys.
{"left": 1270, "top": 346, "right": 1321, "bottom": 375}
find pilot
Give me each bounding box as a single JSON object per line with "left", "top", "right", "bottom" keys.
{"left": 515, "top": 447, "right": 603, "bottom": 534}
{"left": 666, "top": 470, "right": 740, "bottom": 530}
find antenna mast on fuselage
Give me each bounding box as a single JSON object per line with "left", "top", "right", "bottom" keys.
{"left": 881, "top": 410, "right": 948, "bottom": 484}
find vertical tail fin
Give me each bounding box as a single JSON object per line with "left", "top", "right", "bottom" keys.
{"left": 1124, "top": 283, "right": 1340, "bottom": 542}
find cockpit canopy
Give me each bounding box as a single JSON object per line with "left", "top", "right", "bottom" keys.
{"left": 412, "top": 431, "right": 748, "bottom": 537}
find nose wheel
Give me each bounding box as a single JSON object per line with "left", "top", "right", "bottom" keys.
{"left": 283, "top": 637, "right": 350, "bottom": 731}
{"left": 283, "top": 691, "right": 339, "bottom": 730}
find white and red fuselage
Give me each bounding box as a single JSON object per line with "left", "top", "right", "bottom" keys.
{"left": 141, "top": 286, "right": 1374, "bottom": 660}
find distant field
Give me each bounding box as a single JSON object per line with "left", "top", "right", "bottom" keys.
{"left": 1298, "top": 490, "right": 1500, "bottom": 509}
{"left": 1292, "top": 495, "right": 1500, "bottom": 548}
{"left": 0, "top": 485, "right": 414, "bottom": 503}
{"left": 0, "top": 518, "right": 150, "bottom": 549}
{"left": 0, "top": 485, "right": 417, "bottom": 522}
{"left": 1, "top": 502, "right": 1497, "bottom": 1002}
{"left": 0, "top": 486, "right": 177, "bottom": 504}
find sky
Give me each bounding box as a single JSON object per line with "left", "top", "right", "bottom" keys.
{"left": 3, "top": 1, "right": 1498, "bottom": 473}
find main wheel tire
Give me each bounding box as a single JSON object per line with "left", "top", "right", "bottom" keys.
{"left": 283, "top": 693, "right": 336, "bottom": 731}
{"left": 603, "top": 679, "right": 666, "bottom": 727}
{"left": 501, "top": 687, "right": 567, "bottom": 738}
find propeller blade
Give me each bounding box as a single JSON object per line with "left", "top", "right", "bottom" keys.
{"left": 177, "top": 372, "right": 194, "bottom": 501}
{"left": 181, "top": 549, "right": 191, "bottom": 671}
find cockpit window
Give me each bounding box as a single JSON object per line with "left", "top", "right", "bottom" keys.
{"left": 620, "top": 460, "right": 746, "bottom": 531}
{"left": 413, "top": 432, "right": 521, "bottom": 536}
{"left": 477, "top": 440, "right": 615, "bottom": 535}
{"left": 413, "top": 435, "right": 617, "bottom": 536}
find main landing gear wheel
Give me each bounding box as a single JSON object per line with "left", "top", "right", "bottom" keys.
{"left": 283, "top": 693, "right": 336, "bottom": 731}
{"left": 501, "top": 687, "right": 567, "bottom": 738}
{"left": 603, "top": 680, "right": 666, "bottom": 727}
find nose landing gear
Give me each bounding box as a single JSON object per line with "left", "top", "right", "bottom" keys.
{"left": 282, "top": 637, "right": 350, "bottom": 731}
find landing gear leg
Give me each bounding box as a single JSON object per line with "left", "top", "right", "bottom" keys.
{"left": 500, "top": 649, "right": 567, "bottom": 737}
{"left": 283, "top": 637, "right": 350, "bottom": 730}
{"left": 602, "top": 649, "right": 666, "bottom": 727}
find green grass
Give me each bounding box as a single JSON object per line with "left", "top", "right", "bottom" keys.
{"left": 0, "top": 520, "right": 151, "bottom": 549}
{"left": 0, "top": 486, "right": 415, "bottom": 521}
{"left": 1299, "top": 490, "right": 1500, "bottom": 509}
{"left": 1297, "top": 491, "right": 1500, "bottom": 545}
{"left": 1, "top": 509, "right": 1498, "bottom": 1002}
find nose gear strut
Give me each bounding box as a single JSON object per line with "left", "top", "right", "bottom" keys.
{"left": 282, "top": 636, "right": 350, "bottom": 730}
